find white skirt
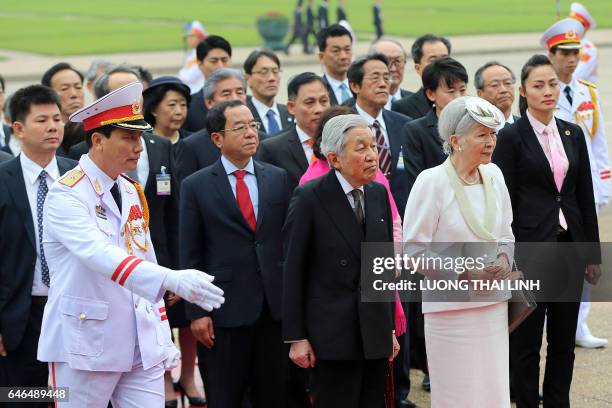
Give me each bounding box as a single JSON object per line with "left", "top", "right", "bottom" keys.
{"left": 425, "top": 302, "right": 510, "bottom": 408}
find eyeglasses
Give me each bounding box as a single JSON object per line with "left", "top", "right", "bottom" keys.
{"left": 220, "top": 121, "right": 261, "bottom": 134}
{"left": 251, "top": 68, "right": 282, "bottom": 77}
{"left": 364, "top": 73, "right": 391, "bottom": 83}
{"left": 387, "top": 58, "right": 406, "bottom": 68}
{"left": 485, "top": 79, "right": 515, "bottom": 90}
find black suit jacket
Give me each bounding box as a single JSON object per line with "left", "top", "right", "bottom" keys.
{"left": 380, "top": 109, "right": 413, "bottom": 217}
{"left": 183, "top": 88, "right": 209, "bottom": 133}
{"left": 180, "top": 158, "right": 291, "bottom": 327}
{"left": 282, "top": 171, "right": 394, "bottom": 360}
{"left": 0, "top": 156, "right": 76, "bottom": 351}
{"left": 246, "top": 96, "right": 293, "bottom": 136}
{"left": 141, "top": 132, "right": 179, "bottom": 268}
{"left": 2, "top": 124, "right": 11, "bottom": 148}
{"left": 256, "top": 126, "right": 308, "bottom": 192}
{"left": 492, "top": 116, "right": 599, "bottom": 254}
{"left": 0, "top": 150, "right": 11, "bottom": 162}
{"left": 402, "top": 109, "right": 446, "bottom": 199}
{"left": 321, "top": 74, "right": 340, "bottom": 106}
{"left": 68, "top": 140, "right": 88, "bottom": 160}
{"left": 174, "top": 129, "right": 221, "bottom": 187}
{"left": 392, "top": 87, "right": 432, "bottom": 119}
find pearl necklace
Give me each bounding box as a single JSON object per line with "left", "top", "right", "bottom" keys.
{"left": 458, "top": 168, "right": 481, "bottom": 186}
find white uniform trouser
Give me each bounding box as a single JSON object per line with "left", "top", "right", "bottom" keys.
{"left": 50, "top": 345, "right": 164, "bottom": 407}
{"left": 576, "top": 204, "right": 601, "bottom": 339}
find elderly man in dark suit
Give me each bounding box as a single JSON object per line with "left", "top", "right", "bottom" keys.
{"left": 392, "top": 34, "right": 451, "bottom": 119}
{"left": 475, "top": 61, "right": 519, "bottom": 127}
{"left": 257, "top": 72, "right": 330, "bottom": 192}
{"left": 347, "top": 53, "right": 412, "bottom": 216}
{"left": 183, "top": 35, "right": 233, "bottom": 133}
{"left": 244, "top": 50, "right": 293, "bottom": 137}
{"left": 180, "top": 100, "right": 291, "bottom": 408}
{"left": 0, "top": 85, "right": 76, "bottom": 403}
{"left": 283, "top": 114, "right": 398, "bottom": 407}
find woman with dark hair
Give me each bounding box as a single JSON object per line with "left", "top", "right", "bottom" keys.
{"left": 143, "top": 76, "right": 192, "bottom": 145}
{"left": 493, "top": 55, "right": 601, "bottom": 407}
{"left": 144, "top": 78, "right": 202, "bottom": 406}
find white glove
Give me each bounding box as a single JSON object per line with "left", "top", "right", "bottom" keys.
{"left": 163, "top": 269, "right": 224, "bottom": 311}
{"left": 163, "top": 344, "right": 181, "bottom": 370}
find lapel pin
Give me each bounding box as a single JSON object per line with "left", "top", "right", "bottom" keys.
{"left": 565, "top": 130, "right": 571, "bottom": 136}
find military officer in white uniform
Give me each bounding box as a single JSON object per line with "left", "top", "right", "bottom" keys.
{"left": 38, "top": 82, "right": 224, "bottom": 407}
{"left": 542, "top": 18, "right": 611, "bottom": 349}
{"left": 569, "top": 2, "right": 599, "bottom": 84}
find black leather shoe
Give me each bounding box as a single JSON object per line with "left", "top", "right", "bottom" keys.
{"left": 164, "top": 400, "right": 178, "bottom": 408}
{"left": 396, "top": 399, "right": 418, "bottom": 408}
{"left": 422, "top": 374, "right": 430, "bottom": 392}
{"left": 539, "top": 392, "right": 543, "bottom": 404}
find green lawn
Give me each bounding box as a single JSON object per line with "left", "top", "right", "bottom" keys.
{"left": 0, "top": 0, "right": 610, "bottom": 55}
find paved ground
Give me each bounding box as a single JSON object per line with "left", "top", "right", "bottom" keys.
{"left": 2, "top": 30, "right": 611, "bottom": 407}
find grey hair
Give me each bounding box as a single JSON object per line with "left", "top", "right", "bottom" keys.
{"left": 85, "top": 59, "right": 112, "bottom": 82}
{"left": 438, "top": 96, "right": 481, "bottom": 155}
{"left": 473, "top": 61, "right": 516, "bottom": 91}
{"left": 93, "top": 64, "right": 141, "bottom": 99}
{"left": 203, "top": 68, "right": 246, "bottom": 102}
{"left": 320, "top": 114, "right": 370, "bottom": 159}
{"left": 369, "top": 38, "right": 407, "bottom": 59}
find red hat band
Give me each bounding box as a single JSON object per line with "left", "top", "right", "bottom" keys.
{"left": 82, "top": 103, "right": 144, "bottom": 131}
{"left": 570, "top": 11, "right": 591, "bottom": 30}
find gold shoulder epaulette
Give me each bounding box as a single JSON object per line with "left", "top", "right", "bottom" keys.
{"left": 58, "top": 168, "right": 85, "bottom": 187}
{"left": 577, "top": 79, "right": 597, "bottom": 89}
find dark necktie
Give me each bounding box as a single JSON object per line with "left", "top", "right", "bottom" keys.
{"left": 564, "top": 86, "right": 573, "bottom": 106}
{"left": 233, "top": 170, "right": 257, "bottom": 231}
{"left": 37, "top": 170, "right": 50, "bottom": 287}
{"left": 350, "top": 189, "right": 364, "bottom": 225}
{"left": 372, "top": 120, "right": 391, "bottom": 177}
{"left": 266, "top": 109, "right": 281, "bottom": 135}
{"left": 111, "top": 182, "right": 122, "bottom": 214}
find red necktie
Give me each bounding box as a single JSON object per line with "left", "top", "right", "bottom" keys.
{"left": 233, "top": 170, "right": 257, "bottom": 231}
{"left": 372, "top": 120, "right": 391, "bottom": 177}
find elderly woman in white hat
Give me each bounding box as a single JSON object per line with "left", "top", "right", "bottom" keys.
{"left": 403, "top": 96, "right": 514, "bottom": 407}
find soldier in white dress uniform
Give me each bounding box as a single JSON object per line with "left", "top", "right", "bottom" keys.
{"left": 569, "top": 2, "right": 599, "bottom": 84}
{"left": 37, "top": 82, "right": 224, "bottom": 407}
{"left": 542, "top": 17, "right": 611, "bottom": 349}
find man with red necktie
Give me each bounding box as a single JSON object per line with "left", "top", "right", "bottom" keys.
{"left": 180, "top": 99, "right": 292, "bottom": 408}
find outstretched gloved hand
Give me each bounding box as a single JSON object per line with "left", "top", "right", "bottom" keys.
{"left": 164, "top": 269, "right": 224, "bottom": 311}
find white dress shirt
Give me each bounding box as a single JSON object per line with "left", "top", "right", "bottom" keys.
{"left": 355, "top": 103, "right": 391, "bottom": 148}
{"left": 221, "top": 155, "right": 259, "bottom": 219}
{"left": 20, "top": 153, "right": 60, "bottom": 296}
{"left": 295, "top": 125, "right": 314, "bottom": 162}
{"left": 335, "top": 170, "right": 365, "bottom": 214}
{"left": 251, "top": 97, "right": 282, "bottom": 134}
{"left": 324, "top": 73, "right": 351, "bottom": 104}
{"left": 385, "top": 88, "right": 403, "bottom": 110}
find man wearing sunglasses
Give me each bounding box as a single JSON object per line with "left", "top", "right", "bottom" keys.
{"left": 180, "top": 99, "right": 291, "bottom": 408}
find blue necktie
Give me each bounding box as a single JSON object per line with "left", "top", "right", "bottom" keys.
{"left": 339, "top": 83, "right": 351, "bottom": 103}
{"left": 266, "top": 109, "right": 281, "bottom": 135}
{"left": 37, "top": 170, "right": 50, "bottom": 287}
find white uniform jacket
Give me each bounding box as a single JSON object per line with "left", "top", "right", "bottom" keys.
{"left": 574, "top": 38, "right": 598, "bottom": 84}
{"left": 38, "top": 154, "right": 177, "bottom": 372}
{"left": 555, "top": 78, "right": 611, "bottom": 206}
